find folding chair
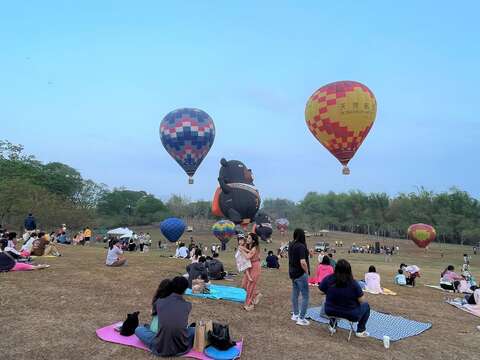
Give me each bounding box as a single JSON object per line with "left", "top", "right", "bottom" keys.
{"left": 328, "top": 317, "right": 356, "bottom": 341}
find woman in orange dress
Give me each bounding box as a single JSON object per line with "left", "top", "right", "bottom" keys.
{"left": 240, "top": 233, "right": 262, "bottom": 311}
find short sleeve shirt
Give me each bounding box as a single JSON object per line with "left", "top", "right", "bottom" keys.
{"left": 319, "top": 275, "right": 363, "bottom": 313}
{"left": 106, "top": 246, "right": 122, "bottom": 265}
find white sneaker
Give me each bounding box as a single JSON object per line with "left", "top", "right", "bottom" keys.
{"left": 296, "top": 318, "right": 310, "bottom": 326}
{"left": 291, "top": 314, "right": 299, "bottom": 321}
{"left": 328, "top": 325, "right": 336, "bottom": 335}
{"left": 355, "top": 331, "right": 369, "bottom": 338}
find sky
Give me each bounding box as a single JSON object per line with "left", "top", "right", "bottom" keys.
{"left": 1, "top": 1, "right": 479, "bottom": 201}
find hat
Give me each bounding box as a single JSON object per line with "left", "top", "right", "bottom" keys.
{"left": 237, "top": 233, "right": 245, "bottom": 239}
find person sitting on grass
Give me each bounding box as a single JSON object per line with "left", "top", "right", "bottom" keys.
{"left": 207, "top": 252, "right": 226, "bottom": 280}
{"left": 148, "top": 279, "right": 174, "bottom": 334}
{"left": 308, "top": 255, "right": 333, "bottom": 285}
{"left": 186, "top": 256, "right": 210, "bottom": 288}
{"left": 319, "top": 259, "right": 370, "bottom": 338}
{"left": 364, "top": 265, "right": 383, "bottom": 294}
{"left": 440, "top": 265, "right": 464, "bottom": 292}
{"left": 174, "top": 243, "right": 189, "bottom": 259}
{"left": 30, "top": 232, "right": 61, "bottom": 257}
{"left": 265, "top": 250, "right": 280, "bottom": 269}
{"left": 0, "top": 251, "right": 49, "bottom": 272}
{"left": 135, "top": 276, "right": 195, "bottom": 357}
{"left": 394, "top": 269, "right": 407, "bottom": 286}
{"left": 105, "top": 239, "right": 127, "bottom": 267}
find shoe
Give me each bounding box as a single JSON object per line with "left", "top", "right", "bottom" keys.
{"left": 291, "top": 314, "right": 299, "bottom": 321}
{"left": 296, "top": 318, "right": 310, "bottom": 326}
{"left": 328, "top": 325, "right": 336, "bottom": 335}
{"left": 253, "top": 293, "right": 263, "bottom": 305}
{"left": 243, "top": 304, "right": 254, "bottom": 311}
{"left": 355, "top": 331, "right": 369, "bottom": 338}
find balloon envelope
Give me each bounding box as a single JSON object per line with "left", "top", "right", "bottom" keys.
{"left": 160, "top": 218, "right": 186, "bottom": 242}
{"left": 212, "top": 220, "right": 236, "bottom": 244}
{"left": 276, "top": 218, "right": 289, "bottom": 231}
{"left": 305, "top": 81, "right": 377, "bottom": 174}
{"left": 408, "top": 223, "right": 436, "bottom": 248}
{"left": 160, "top": 108, "right": 215, "bottom": 183}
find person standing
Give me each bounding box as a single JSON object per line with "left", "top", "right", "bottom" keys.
{"left": 24, "top": 213, "right": 37, "bottom": 232}
{"left": 139, "top": 233, "right": 146, "bottom": 252}
{"left": 83, "top": 227, "right": 92, "bottom": 245}
{"left": 240, "top": 233, "right": 262, "bottom": 311}
{"left": 288, "top": 228, "right": 310, "bottom": 326}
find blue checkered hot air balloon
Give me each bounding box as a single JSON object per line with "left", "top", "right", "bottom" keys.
{"left": 160, "top": 218, "right": 186, "bottom": 243}
{"left": 160, "top": 108, "right": 215, "bottom": 184}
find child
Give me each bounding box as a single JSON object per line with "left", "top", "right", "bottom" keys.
{"left": 395, "top": 269, "right": 407, "bottom": 286}
{"left": 365, "top": 265, "right": 382, "bottom": 294}
{"left": 235, "top": 236, "right": 252, "bottom": 281}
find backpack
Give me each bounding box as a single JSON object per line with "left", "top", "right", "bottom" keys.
{"left": 120, "top": 311, "right": 139, "bottom": 336}
{"left": 208, "top": 323, "right": 236, "bottom": 351}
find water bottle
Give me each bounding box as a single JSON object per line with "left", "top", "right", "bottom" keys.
{"left": 383, "top": 335, "right": 390, "bottom": 349}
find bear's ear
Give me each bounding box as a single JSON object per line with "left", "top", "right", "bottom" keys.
{"left": 220, "top": 158, "right": 228, "bottom": 167}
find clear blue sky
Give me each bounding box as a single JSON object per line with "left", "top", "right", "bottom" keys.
{"left": 1, "top": 1, "right": 479, "bottom": 201}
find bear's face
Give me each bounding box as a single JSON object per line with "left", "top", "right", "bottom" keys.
{"left": 219, "top": 158, "right": 254, "bottom": 184}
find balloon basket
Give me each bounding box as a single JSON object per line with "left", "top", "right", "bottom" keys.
{"left": 188, "top": 177, "right": 194, "bottom": 184}
{"left": 342, "top": 166, "right": 350, "bottom": 175}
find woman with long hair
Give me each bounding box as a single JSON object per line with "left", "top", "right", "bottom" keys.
{"left": 319, "top": 259, "right": 370, "bottom": 337}
{"left": 240, "top": 232, "right": 262, "bottom": 311}
{"left": 289, "top": 228, "right": 311, "bottom": 325}
{"left": 105, "top": 239, "right": 127, "bottom": 267}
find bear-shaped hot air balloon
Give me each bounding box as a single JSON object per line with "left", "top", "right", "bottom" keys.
{"left": 408, "top": 223, "right": 436, "bottom": 248}
{"left": 211, "top": 158, "right": 260, "bottom": 226}
{"left": 253, "top": 211, "right": 273, "bottom": 242}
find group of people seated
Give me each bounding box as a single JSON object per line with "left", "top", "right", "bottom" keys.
{"left": 440, "top": 264, "right": 477, "bottom": 293}
{"left": 186, "top": 248, "right": 226, "bottom": 284}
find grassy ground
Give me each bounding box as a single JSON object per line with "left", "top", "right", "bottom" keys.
{"left": 1, "top": 229, "right": 479, "bottom": 360}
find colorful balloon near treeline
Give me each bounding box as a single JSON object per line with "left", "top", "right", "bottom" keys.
{"left": 305, "top": 81, "right": 377, "bottom": 175}
{"left": 160, "top": 217, "right": 186, "bottom": 242}
{"left": 276, "top": 218, "right": 289, "bottom": 233}
{"left": 160, "top": 108, "right": 215, "bottom": 184}
{"left": 408, "top": 223, "right": 436, "bottom": 248}
{"left": 212, "top": 220, "right": 236, "bottom": 244}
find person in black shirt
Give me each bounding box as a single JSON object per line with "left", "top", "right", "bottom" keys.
{"left": 265, "top": 251, "right": 280, "bottom": 269}
{"left": 288, "top": 228, "right": 310, "bottom": 326}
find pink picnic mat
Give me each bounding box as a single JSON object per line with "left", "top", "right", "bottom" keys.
{"left": 96, "top": 322, "right": 243, "bottom": 359}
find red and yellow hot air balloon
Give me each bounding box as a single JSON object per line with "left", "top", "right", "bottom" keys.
{"left": 305, "top": 81, "right": 377, "bottom": 174}
{"left": 408, "top": 223, "right": 436, "bottom": 248}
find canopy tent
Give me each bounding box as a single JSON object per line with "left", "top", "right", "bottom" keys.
{"left": 107, "top": 228, "right": 132, "bottom": 237}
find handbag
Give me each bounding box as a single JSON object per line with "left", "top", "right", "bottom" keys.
{"left": 208, "top": 322, "right": 236, "bottom": 351}
{"left": 193, "top": 320, "right": 213, "bottom": 352}
{"left": 192, "top": 278, "right": 206, "bottom": 294}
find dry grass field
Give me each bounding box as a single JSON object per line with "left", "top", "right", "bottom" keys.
{"left": 1, "top": 229, "right": 479, "bottom": 360}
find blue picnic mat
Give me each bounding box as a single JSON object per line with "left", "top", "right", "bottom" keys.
{"left": 185, "top": 285, "right": 246, "bottom": 303}
{"left": 306, "top": 306, "right": 431, "bottom": 341}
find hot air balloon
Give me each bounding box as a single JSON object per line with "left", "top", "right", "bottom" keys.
{"left": 305, "top": 81, "right": 377, "bottom": 175}
{"left": 253, "top": 211, "right": 273, "bottom": 242}
{"left": 212, "top": 220, "right": 236, "bottom": 250}
{"left": 160, "top": 218, "right": 186, "bottom": 243}
{"left": 212, "top": 158, "right": 260, "bottom": 227}
{"left": 276, "top": 218, "right": 289, "bottom": 235}
{"left": 160, "top": 108, "right": 215, "bottom": 184}
{"left": 408, "top": 223, "right": 436, "bottom": 248}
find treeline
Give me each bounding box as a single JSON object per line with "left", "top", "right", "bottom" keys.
{"left": 0, "top": 140, "right": 213, "bottom": 231}
{"left": 2, "top": 140, "right": 479, "bottom": 245}
{"left": 262, "top": 190, "right": 480, "bottom": 245}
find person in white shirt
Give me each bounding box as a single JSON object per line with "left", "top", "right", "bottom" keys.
{"left": 106, "top": 239, "right": 127, "bottom": 267}
{"left": 364, "top": 265, "right": 383, "bottom": 294}
{"left": 174, "top": 243, "right": 189, "bottom": 259}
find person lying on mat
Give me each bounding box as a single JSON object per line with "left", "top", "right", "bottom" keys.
{"left": 319, "top": 259, "right": 370, "bottom": 338}
{"left": 0, "top": 252, "right": 50, "bottom": 272}
{"left": 265, "top": 251, "right": 280, "bottom": 269}
{"left": 186, "top": 256, "right": 210, "bottom": 288}
{"left": 394, "top": 269, "right": 407, "bottom": 286}
{"left": 364, "top": 265, "right": 383, "bottom": 294}
{"left": 135, "top": 276, "right": 195, "bottom": 357}
{"left": 105, "top": 239, "right": 127, "bottom": 267}
{"left": 308, "top": 255, "right": 333, "bottom": 285}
